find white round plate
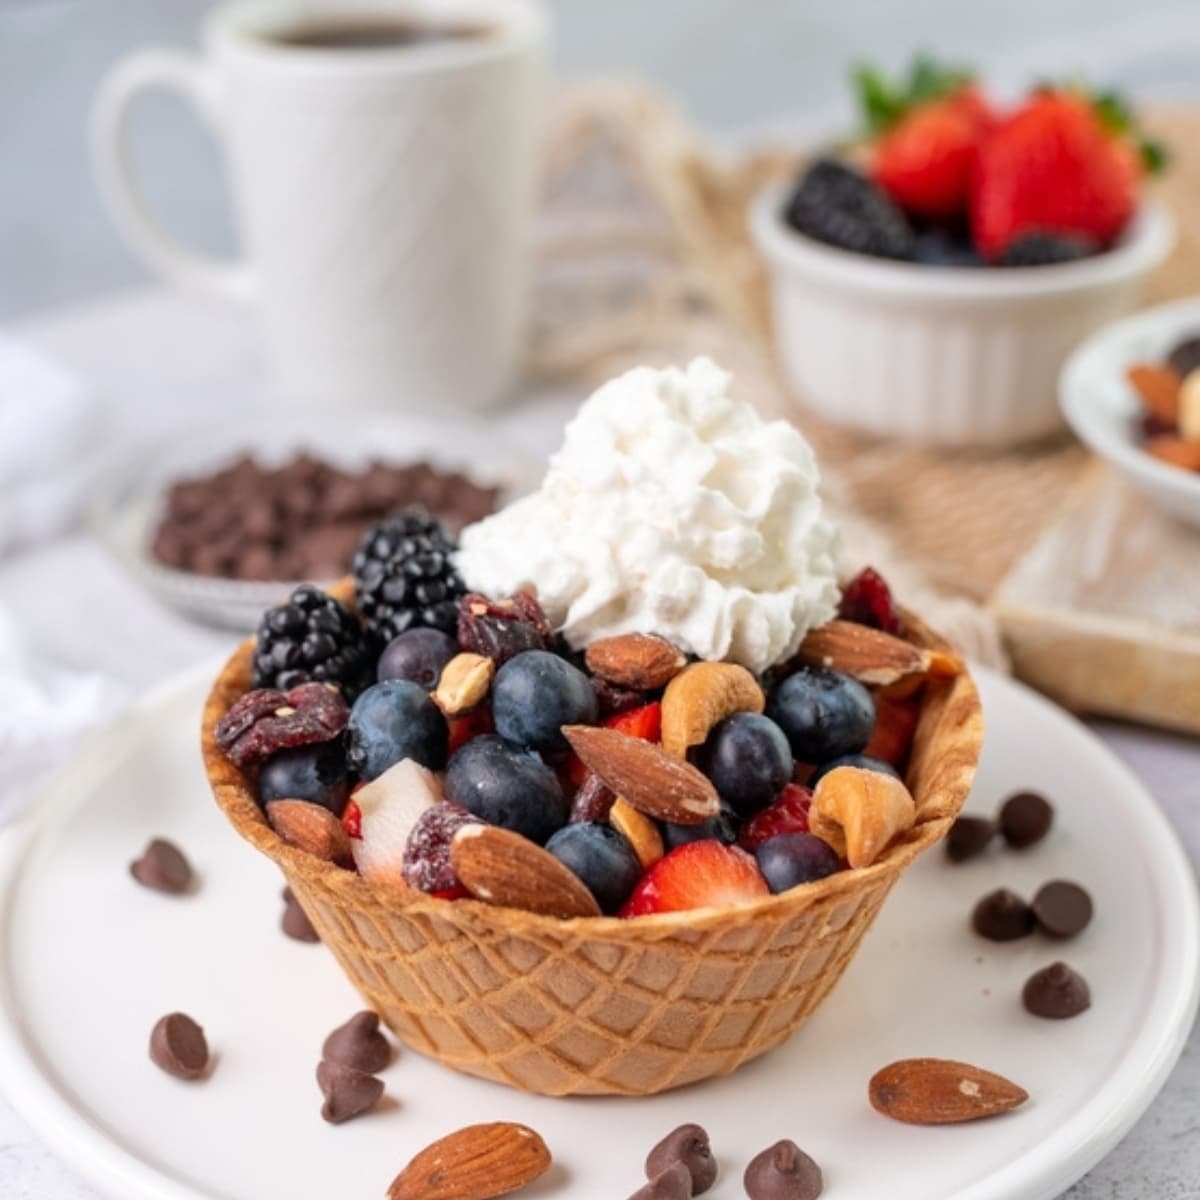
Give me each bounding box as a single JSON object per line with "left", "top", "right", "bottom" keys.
{"left": 0, "top": 665, "right": 1196, "bottom": 1200}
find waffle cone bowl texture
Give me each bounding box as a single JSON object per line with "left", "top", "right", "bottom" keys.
{"left": 203, "top": 593, "right": 981, "bottom": 1098}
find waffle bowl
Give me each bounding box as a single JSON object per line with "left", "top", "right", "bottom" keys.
{"left": 202, "top": 595, "right": 982, "bottom": 1097}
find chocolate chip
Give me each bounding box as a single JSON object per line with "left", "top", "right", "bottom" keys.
{"left": 281, "top": 886, "right": 320, "bottom": 943}
{"left": 945, "top": 815, "right": 998, "bottom": 862}
{"left": 645, "top": 1123, "right": 717, "bottom": 1194}
{"left": 316, "top": 1059, "right": 384, "bottom": 1124}
{"left": 627, "top": 1161, "right": 692, "bottom": 1200}
{"left": 998, "top": 791, "right": 1054, "bottom": 849}
{"left": 744, "top": 1139, "right": 823, "bottom": 1200}
{"left": 1032, "top": 881, "right": 1093, "bottom": 938}
{"left": 322, "top": 1011, "right": 390, "bottom": 1074}
{"left": 972, "top": 888, "right": 1036, "bottom": 941}
{"left": 1023, "top": 961, "right": 1091, "bottom": 1019}
{"left": 130, "top": 838, "right": 194, "bottom": 895}
{"left": 149, "top": 1013, "right": 209, "bottom": 1080}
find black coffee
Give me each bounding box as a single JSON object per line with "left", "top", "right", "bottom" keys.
{"left": 267, "top": 15, "right": 491, "bottom": 50}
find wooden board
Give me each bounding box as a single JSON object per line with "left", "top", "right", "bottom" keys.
{"left": 990, "top": 463, "right": 1200, "bottom": 733}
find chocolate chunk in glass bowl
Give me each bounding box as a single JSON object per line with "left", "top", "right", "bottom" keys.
{"left": 972, "top": 888, "right": 1036, "bottom": 942}
{"left": 149, "top": 1013, "right": 210, "bottom": 1080}
{"left": 130, "top": 838, "right": 194, "bottom": 894}
{"left": 1023, "top": 961, "right": 1091, "bottom": 1019}
{"left": 1031, "top": 880, "right": 1094, "bottom": 938}
{"left": 998, "top": 791, "right": 1054, "bottom": 849}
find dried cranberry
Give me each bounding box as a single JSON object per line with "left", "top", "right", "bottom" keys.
{"left": 838, "top": 567, "right": 903, "bottom": 635}
{"left": 457, "top": 591, "right": 554, "bottom": 665}
{"left": 215, "top": 682, "right": 349, "bottom": 769}
{"left": 569, "top": 772, "right": 616, "bottom": 823}
{"left": 1137, "top": 412, "right": 1177, "bottom": 440}
{"left": 591, "top": 676, "right": 647, "bottom": 718}
{"left": 402, "top": 802, "right": 479, "bottom": 893}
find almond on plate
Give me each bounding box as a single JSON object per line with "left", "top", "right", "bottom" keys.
{"left": 869, "top": 1058, "right": 1029, "bottom": 1124}
{"left": 388, "top": 1121, "right": 552, "bottom": 1200}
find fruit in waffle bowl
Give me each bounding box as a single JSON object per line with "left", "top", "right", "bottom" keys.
{"left": 202, "top": 359, "right": 982, "bottom": 1097}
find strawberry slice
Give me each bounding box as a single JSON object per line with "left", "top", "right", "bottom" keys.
{"left": 738, "top": 784, "right": 814, "bottom": 852}
{"left": 620, "top": 840, "right": 769, "bottom": 917}
{"left": 341, "top": 798, "right": 363, "bottom": 840}
{"left": 447, "top": 704, "right": 495, "bottom": 757}
{"left": 864, "top": 692, "right": 921, "bottom": 768}
{"left": 604, "top": 701, "right": 662, "bottom": 742}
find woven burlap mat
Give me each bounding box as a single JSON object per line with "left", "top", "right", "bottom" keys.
{"left": 525, "top": 85, "right": 1200, "bottom": 666}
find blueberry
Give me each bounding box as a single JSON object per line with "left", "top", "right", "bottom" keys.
{"left": 807, "top": 753, "right": 901, "bottom": 788}
{"left": 755, "top": 833, "right": 842, "bottom": 893}
{"left": 377, "top": 628, "right": 458, "bottom": 689}
{"left": 257, "top": 738, "right": 351, "bottom": 815}
{"left": 443, "top": 734, "right": 567, "bottom": 844}
{"left": 345, "top": 680, "right": 448, "bottom": 780}
{"left": 544, "top": 822, "right": 642, "bottom": 914}
{"left": 662, "top": 801, "right": 740, "bottom": 851}
{"left": 765, "top": 667, "right": 875, "bottom": 763}
{"left": 701, "top": 712, "right": 792, "bottom": 817}
{"left": 492, "top": 650, "right": 598, "bottom": 756}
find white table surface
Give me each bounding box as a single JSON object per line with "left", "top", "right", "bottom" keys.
{"left": 0, "top": 288, "right": 1197, "bottom": 1199}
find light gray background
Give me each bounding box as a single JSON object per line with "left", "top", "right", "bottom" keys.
{"left": 5, "top": 0, "right": 1200, "bottom": 318}
{"left": 1, "top": 2, "right": 1199, "bottom": 1198}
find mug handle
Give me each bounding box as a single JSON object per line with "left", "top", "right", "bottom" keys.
{"left": 90, "top": 49, "right": 255, "bottom": 301}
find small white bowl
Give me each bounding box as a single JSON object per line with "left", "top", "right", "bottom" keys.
{"left": 1061, "top": 296, "right": 1200, "bottom": 528}
{"left": 751, "top": 182, "right": 1175, "bottom": 448}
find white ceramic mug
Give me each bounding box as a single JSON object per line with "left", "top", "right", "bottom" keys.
{"left": 92, "top": 0, "right": 547, "bottom": 411}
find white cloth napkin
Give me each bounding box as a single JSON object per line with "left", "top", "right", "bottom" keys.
{"left": 0, "top": 335, "right": 100, "bottom": 555}
{"left": 0, "top": 606, "right": 123, "bottom": 826}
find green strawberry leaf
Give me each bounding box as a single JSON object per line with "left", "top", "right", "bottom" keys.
{"left": 852, "top": 54, "right": 975, "bottom": 138}
{"left": 1141, "top": 136, "right": 1170, "bottom": 174}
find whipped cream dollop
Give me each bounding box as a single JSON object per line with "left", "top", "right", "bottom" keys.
{"left": 456, "top": 358, "right": 841, "bottom": 673}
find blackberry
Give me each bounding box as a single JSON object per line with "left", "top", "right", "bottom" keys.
{"left": 251, "top": 585, "right": 372, "bottom": 697}
{"left": 998, "top": 233, "right": 1098, "bottom": 267}
{"left": 352, "top": 511, "right": 465, "bottom": 644}
{"left": 784, "top": 158, "right": 915, "bottom": 261}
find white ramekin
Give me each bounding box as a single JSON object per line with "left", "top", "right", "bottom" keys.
{"left": 1061, "top": 296, "right": 1200, "bottom": 528}
{"left": 751, "top": 182, "right": 1175, "bottom": 448}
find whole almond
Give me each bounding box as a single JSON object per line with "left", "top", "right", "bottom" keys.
{"left": 796, "top": 620, "right": 957, "bottom": 687}
{"left": 434, "top": 652, "right": 495, "bottom": 716}
{"left": 266, "top": 800, "right": 353, "bottom": 867}
{"left": 810, "top": 766, "right": 916, "bottom": 868}
{"left": 563, "top": 725, "right": 720, "bottom": 825}
{"left": 585, "top": 633, "right": 688, "bottom": 690}
{"left": 660, "top": 662, "right": 764, "bottom": 758}
{"left": 388, "top": 1121, "right": 552, "bottom": 1200}
{"left": 869, "top": 1058, "right": 1029, "bottom": 1125}
{"left": 451, "top": 825, "right": 602, "bottom": 919}
{"left": 609, "top": 797, "right": 665, "bottom": 870}
{"left": 1127, "top": 361, "right": 1182, "bottom": 424}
